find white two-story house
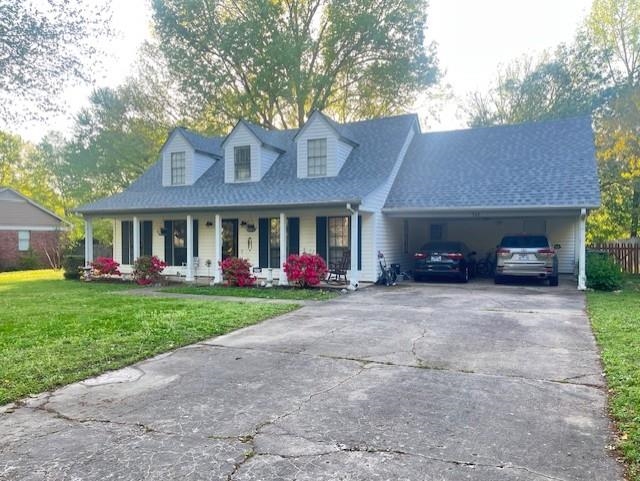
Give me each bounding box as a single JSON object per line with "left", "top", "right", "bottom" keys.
{"left": 77, "top": 111, "right": 600, "bottom": 289}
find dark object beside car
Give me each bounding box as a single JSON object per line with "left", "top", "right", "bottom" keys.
{"left": 414, "top": 241, "right": 476, "bottom": 283}
{"left": 494, "top": 234, "right": 559, "bottom": 286}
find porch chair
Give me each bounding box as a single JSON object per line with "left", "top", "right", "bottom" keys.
{"left": 327, "top": 250, "right": 350, "bottom": 284}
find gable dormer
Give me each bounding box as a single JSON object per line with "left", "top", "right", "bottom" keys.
{"left": 161, "top": 128, "right": 219, "bottom": 187}
{"left": 222, "top": 120, "right": 284, "bottom": 183}
{"left": 294, "top": 110, "right": 358, "bottom": 179}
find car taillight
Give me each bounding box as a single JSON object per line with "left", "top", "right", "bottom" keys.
{"left": 447, "top": 253, "right": 463, "bottom": 260}
{"left": 414, "top": 252, "right": 427, "bottom": 259}
{"left": 496, "top": 248, "right": 511, "bottom": 257}
{"left": 537, "top": 248, "right": 555, "bottom": 257}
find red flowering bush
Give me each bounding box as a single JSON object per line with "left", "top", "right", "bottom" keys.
{"left": 283, "top": 253, "right": 328, "bottom": 288}
{"left": 91, "top": 257, "right": 121, "bottom": 276}
{"left": 220, "top": 257, "right": 256, "bottom": 287}
{"left": 133, "top": 255, "right": 167, "bottom": 286}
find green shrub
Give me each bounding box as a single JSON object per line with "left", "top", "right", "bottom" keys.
{"left": 586, "top": 251, "right": 623, "bottom": 291}
{"left": 62, "top": 255, "right": 85, "bottom": 280}
{"left": 17, "top": 250, "right": 41, "bottom": 270}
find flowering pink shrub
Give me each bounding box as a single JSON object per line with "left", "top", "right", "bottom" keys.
{"left": 220, "top": 257, "right": 256, "bottom": 287}
{"left": 91, "top": 257, "right": 121, "bottom": 276}
{"left": 283, "top": 253, "right": 328, "bottom": 288}
{"left": 133, "top": 255, "right": 167, "bottom": 286}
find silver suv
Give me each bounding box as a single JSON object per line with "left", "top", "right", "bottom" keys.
{"left": 495, "top": 235, "right": 559, "bottom": 286}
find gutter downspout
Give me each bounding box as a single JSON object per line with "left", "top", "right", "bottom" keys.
{"left": 578, "top": 208, "right": 587, "bottom": 290}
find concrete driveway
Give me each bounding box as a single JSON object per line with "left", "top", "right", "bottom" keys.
{"left": 0, "top": 281, "right": 624, "bottom": 480}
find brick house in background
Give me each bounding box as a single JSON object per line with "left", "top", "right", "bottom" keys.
{"left": 0, "top": 188, "right": 69, "bottom": 270}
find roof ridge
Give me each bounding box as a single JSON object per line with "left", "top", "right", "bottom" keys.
{"left": 424, "top": 114, "right": 592, "bottom": 135}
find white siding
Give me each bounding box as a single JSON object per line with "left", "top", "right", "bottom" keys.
{"left": 162, "top": 132, "right": 193, "bottom": 186}
{"left": 373, "top": 213, "right": 405, "bottom": 277}
{"left": 224, "top": 123, "right": 262, "bottom": 183}
{"left": 362, "top": 126, "right": 415, "bottom": 211}
{"left": 548, "top": 217, "right": 577, "bottom": 274}
{"left": 193, "top": 152, "right": 216, "bottom": 183}
{"left": 296, "top": 116, "right": 341, "bottom": 178}
{"left": 261, "top": 148, "right": 280, "bottom": 178}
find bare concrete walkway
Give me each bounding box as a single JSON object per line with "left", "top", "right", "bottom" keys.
{"left": 0, "top": 281, "right": 624, "bottom": 480}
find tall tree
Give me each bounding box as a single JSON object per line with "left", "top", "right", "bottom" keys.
{"left": 465, "top": 36, "right": 610, "bottom": 127}
{"left": 152, "top": 0, "right": 439, "bottom": 128}
{"left": 588, "top": 0, "right": 640, "bottom": 86}
{"left": 0, "top": 0, "right": 111, "bottom": 125}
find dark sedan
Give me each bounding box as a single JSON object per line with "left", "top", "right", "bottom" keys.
{"left": 414, "top": 241, "right": 476, "bottom": 283}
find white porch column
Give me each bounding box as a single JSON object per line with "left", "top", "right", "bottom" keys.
{"left": 84, "top": 217, "right": 94, "bottom": 266}
{"left": 213, "top": 214, "right": 223, "bottom": 284}
{"left": 279, "top": 212, "right": 288, "bottom": 286}
{"left": 132, "top": 216, "right": 140, "bottom": 262}
{"left": 186, "top": 214, "right": 194, "bottom": 282}
{"left": 578, "top": 208, "right": 587, "bottom": 290}
{"left": 350, "top": 208, "right": 359, "bottom": 287}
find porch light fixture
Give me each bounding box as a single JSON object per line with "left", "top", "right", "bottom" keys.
{"left": 205, "top": 221, "right": 213, "bottom": 227}
{"left": 159, "top": 227, "right": 168, "bottom": 236}
{"left": 240, "top": 220, "right": 256, "bottom": 232}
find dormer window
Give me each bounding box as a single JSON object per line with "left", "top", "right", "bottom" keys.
{"left": 171, "top": 152, "right": 186, "bottom": 185}
{"left": 234, "top": 146, "right": 251, "bottom": 181}
{"left": 307, "top": 139, "right": 327, "bottom": 177}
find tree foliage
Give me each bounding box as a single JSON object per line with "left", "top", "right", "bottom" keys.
{"left": 152, "top": 0, "right": 439, "bottom": 128}
{"left": 465, "top": 36, "right": 610, "bottom": 127}
{"left": 0, "top": 0, "right": 111, "bottom": 125}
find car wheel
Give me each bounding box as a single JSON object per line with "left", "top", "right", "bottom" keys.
{"left": 549, "top": 275, "right": 559, "bottom": 287}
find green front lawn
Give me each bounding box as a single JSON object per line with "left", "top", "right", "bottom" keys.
{"left": 587, "top": 275, "right": 640, "bottom": 480}
{"left": 161, "top": 284, "right": 339, "bottom": 301}
{"left": 0, "top": 270, "right": 297, "bottom": 406}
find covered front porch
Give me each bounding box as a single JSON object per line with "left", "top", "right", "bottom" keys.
{"left": 83, "top": 205, "right": 370, "bottom": 286}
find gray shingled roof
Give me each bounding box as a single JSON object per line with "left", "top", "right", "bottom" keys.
{"left": 77, "top": 114, "right": 417, "bottom": 214}
{"left": 177, "top": 128, "right": 223, "bottom": 157}
{"left": 385, "top": 116, "right": 600, "bottom": 211}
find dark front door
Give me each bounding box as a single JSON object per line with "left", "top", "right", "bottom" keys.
{"left": 222, "top": 219, "right": 238, "bottom": 259}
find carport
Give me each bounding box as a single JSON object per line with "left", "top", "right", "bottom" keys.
{"left": 383, "top": 116, "right": 599, "bottom": 290}
{"left": 385, "top": 207, "right": 588, "bottom": 289}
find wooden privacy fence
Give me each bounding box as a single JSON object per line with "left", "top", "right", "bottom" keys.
{"left": 589, "top": 243, "right": 640, "bottom": 274}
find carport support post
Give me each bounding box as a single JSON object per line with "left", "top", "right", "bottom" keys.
{"left": 350, "top": 208, "right": 359, "bottom": 287}
{"left": 84, "top": 217, "right": 93, "bottom": 267}
{"left": 279, "top": 212, "right": 288, "bottom": 286}
{"left": 213, "top": 214, "right": 222, "bottom": 284}
{"left": 578, "top": 208, "right": 587, "bottom": 290}
{"left": 132, "top": 216, "right": 140, "bottom": 262}
{"left": 186, "top": 214, "right": 194, "bottom": 282}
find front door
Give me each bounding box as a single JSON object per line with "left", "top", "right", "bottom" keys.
{"left": 222, "top": 219, "right": 238, "bottom": 259}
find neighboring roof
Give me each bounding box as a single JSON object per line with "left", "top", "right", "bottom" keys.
{"left": 77, "top": 114, "right": 418, "bottom": 215}
{"left": 174, "top": 127, "right": 223, "bottom": 158}
{"left": 0, "top": 188, "right": 69, "bottom": 227}
{"left": 384, "top": 116, "right": 600, "bottom": 211}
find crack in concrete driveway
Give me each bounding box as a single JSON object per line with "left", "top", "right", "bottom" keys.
{"left": 0, "top": 281, "right": 624, "bottom": 480}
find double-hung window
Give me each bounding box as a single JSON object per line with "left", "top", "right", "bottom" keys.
{"left": 307, "top": 138, "right": 327, "bottom": 177}
{"left": 171, "top": 152, "right": 186, "bottom": 185}
{"left": 328, "top": 216, "right": 350, "bottom": 266}
{"left": 18, "top": 231, "right": 30, "bottom": 251}
{"left": 234, "top": 146, "right": 251, "bottom": 181}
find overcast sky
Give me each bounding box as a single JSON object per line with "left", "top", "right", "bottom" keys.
{"left": 16, "top": 0, "right": 592, "bottom": 141}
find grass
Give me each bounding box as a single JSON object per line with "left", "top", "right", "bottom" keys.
{"left": 0, "top": 270, "right": 298, "bottom": 406}
{"left": 161, "top": 284, "right": 339, "bottom": 301}
{"left": 587, "top": 275, "right": 640, "bottom": 480}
